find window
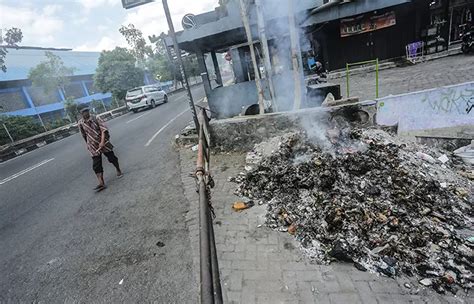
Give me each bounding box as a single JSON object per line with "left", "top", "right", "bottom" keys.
{"left": 144, "top": 86, "right": 157, "bottom": 93}
{"left": 27, "top": 86, "right": 61, "bottom": 106}
{"left": 63, "top": 83, "right": 85, "bottom": 99}
{"left": 0, "top": 90, "right": 28, "bottom": 112}
{"left": 126, "top": 88, "right": 143, "bottom": 98}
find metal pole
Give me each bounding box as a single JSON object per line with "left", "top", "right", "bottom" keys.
{"left": 375, "top": 58, "right": 379, "bottom": 98}
{"left": 255, "top": 0, "right": 277, "bottom": 112}
{"left": 36, "top": 110, "right": 47, "bottom": 132}
{"left": 160, "top": 32, "right": 178, "bottom": 90}
{"left": 239, "top": 0, "right": 265, "bottom": 115}
{"left": 101, "top": 99, "right": 107, "bottom": 113}
{"left": 448, "top": 7, "right": 453, "bottom": 47}
{"left": 3, "top": 123, "right": 14, "bottom": 143}
{"left": 162, "top": 0, "right": 200, "bottom": 130}
{"left": 209, "top": 213, "right": 223, "bottom": 304}
{"left": 198, "top": 177, "right": 214, "bottom": 304}
{"left": 288, "top": 0, "right": 303, "bottom": 110}
{"left": 346, "top": 63, "right": 350, "bottom": 98}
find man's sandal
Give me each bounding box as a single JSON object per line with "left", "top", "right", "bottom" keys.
{"left": 94, "top": 185, "right": 106, "bottom": 192}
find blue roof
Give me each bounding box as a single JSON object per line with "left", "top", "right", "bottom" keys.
{"left": 0, "top": 48, "right": 101, "bottom": 82}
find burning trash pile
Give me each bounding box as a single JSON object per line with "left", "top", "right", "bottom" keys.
{"left": 234, "top": 128, "right": 473, "bottom": 294}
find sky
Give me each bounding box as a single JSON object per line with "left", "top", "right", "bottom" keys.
{"left": 0, "top": 0, "right": 218, "bottom": 52}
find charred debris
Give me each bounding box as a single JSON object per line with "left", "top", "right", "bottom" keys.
{"left": 233, "top": 126, "right": 473, "bottom": 294}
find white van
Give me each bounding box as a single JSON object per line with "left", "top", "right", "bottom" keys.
{"left": 125, "top": 85, "right": 168, "bottom": 113}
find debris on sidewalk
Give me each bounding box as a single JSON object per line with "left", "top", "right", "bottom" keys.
{"left": 454, "top": 141, "right": 474, "bottom": 165}
{"left": 232, "top": 200, "right": 255, "bottom": 211}
{"left": 438, "top": 154, "right": 449, "bottom": 164}
{"left": 234, "top": 128, "right": 473, "bottom": 293}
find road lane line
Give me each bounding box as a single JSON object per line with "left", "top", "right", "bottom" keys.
{"left": 145, "top": 108, "right": 189, "bottom": 147}
{"left": 126, "top": 112, "right": 150, "bottom": 124}
{"left": 0, "top": 158, "right": 55, "bottom": 185}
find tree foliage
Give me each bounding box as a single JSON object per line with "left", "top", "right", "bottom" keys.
{"left": 28, "top": 51, "right": 75, "bottom": 94}
{"left": 90, "top": 99, "right": 107, "bottom": 114}
{"left": 1, "top": 27, "right": 23, "bottom": 73}
{"left": 0, "top": 115, "right": 44, "bottom": 145}
{"left": 119, "top": 24, "right": 152, "bottom": 64}
{"left": 93, "top": 47, "right": 144, "bottom": 101}
{"left": 146, "top": 54, "right": 174, "bottom": 81}
{"left": 64, "top": 96, "right": 79, "bottom": 122}
{"left": 4, "top": 28, "right": 23, "bottom": 46}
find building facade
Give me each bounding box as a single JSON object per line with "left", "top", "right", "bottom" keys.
{"left": 0, "top": 47, "right": 169, "bottom": 124}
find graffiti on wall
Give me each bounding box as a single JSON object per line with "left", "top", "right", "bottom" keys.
{"left": 376, "top": 82, "right": 474, "bottom": 133}
{"left": 420, "top": 86, "right": 474, "bottom": 115}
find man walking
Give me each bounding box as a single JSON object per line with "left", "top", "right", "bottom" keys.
{"left": 78, "top": 104, "right": 123, "bottom": 191}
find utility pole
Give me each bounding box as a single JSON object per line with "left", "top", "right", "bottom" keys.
{"left": 255, "top": 0, "right": 277, "bottom": 111}
{"left": 162, "top": 0, "right": 199, "bottom": 129}
{"left": 288, "top": 0, "right": 303, "bottom": 110}
{"left": 159, "top": 32, "right": 178, "bottom": 90}
{"left": 239, "top": 0, "right": 265, "bottom": 115}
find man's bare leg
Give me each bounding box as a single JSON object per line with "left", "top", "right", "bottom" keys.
{"left": 96, "top": 173, "right": 105, "bottom": 186}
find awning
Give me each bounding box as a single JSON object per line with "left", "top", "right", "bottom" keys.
{"left": 302, "top": 0, "right": 412, "bottom": 27}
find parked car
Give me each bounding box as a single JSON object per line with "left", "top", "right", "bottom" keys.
{"left": 125, "top": 85, "right": 168, "bottom": 113}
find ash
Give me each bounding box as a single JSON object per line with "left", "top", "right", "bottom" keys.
{"left": 235, "top": 128, "right": 473, "bottom": 294}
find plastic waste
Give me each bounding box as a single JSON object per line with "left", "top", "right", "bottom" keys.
{"left": 453, "top": 140, "right": 474, "bottom": 165}
{"left": 416, "top": 152, "right": 436, "bottom": 163}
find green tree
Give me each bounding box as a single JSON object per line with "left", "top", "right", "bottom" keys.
{"left": 90, "top": 99, "right": 107, "bottom": 113}
{"left": 184, "top": 54, "right": 200, "bottom": 78}
{"left": 28, "top": 51, "right": 75, "bottom": 94}
{"left": 93, "top": 47, "right": 144, "bottom": 101}
{"left": 1, "top": 27, "right": 23, "bottom": 73}
{"left": 119, "top": 24, "right": 152, "bottom": 64}
{"left": 64, "top": 96, "right": 79, "bottom": 122}
{"left": 0, "top": 116, "right": 43, "bottom": 145}
{"left": 146, "top": 54, "right": 173, "bottom": 81}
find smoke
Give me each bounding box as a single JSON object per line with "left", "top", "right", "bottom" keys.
{"left": 297, "top": 110, "right": 334, "bottom": 154}
{"left": 257, "top": 0, "right": 334, "bottom": 150}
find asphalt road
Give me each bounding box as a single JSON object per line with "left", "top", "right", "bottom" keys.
{"left": 0, "top": 85, "right": 205, "bottom": 303}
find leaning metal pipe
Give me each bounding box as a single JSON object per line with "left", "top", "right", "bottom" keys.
{"left": 209, "top": 212, "right": 223, "bottom": 304}
{"left": 198, "top": 173, "right": 214, "bottom": 304}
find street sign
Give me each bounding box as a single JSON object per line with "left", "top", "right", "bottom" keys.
{"left": 121, "top": 0, "right": 154, "bottom": 9}
{"left": 181, "top": 14, "right": 197, "bottom": 29}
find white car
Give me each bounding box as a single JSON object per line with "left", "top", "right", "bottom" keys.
{"left": 125, "top": 85, "right": 168, "bottom": 113}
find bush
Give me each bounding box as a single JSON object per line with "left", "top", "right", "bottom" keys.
{"left": 46, "top": 118, "right": 70, "bottom": 130}
{"left": 0, "top": 115, "right": 44, "bottom": 145}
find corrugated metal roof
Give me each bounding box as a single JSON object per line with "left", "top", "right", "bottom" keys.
{"left": 0, "top": 48, "right": 100, "bottom": 82}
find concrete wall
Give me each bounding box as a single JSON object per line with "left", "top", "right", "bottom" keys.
{"left": 210, "top": 102, "right": 376, "bottom": 152}
{"left": 376, "top": 81, "right": 474, "bottom": 138}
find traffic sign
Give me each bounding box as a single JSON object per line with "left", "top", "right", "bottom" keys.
{"left": 121, "top": 0, "right": 154, "bottom": 9}
{"left": 182, "top": 14, "right": 197, "bottom": 29}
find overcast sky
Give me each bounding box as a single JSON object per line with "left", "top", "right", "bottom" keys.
{"left": 0, "top": 0, "right": 218, "bottom": 52}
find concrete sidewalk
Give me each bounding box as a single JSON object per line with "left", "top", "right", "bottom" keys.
{"left": 330, "top": 54, "right": 474, "bottom": 102}
{"left": 179, "top": 150, "right": 472, "bottom": 304}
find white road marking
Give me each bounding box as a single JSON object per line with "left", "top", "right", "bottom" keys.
{"left": 0, "top": 158, "right": 55, "bottom": 185}
{"left": 126, "top": 112, "right": 150, "bottom": 124}
{"left": 145, "top": 108, "right": 189, "bottom": 147}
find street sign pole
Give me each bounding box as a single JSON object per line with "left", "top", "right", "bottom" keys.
{"left": 162, "top": 0, "right": 200, "bottom": 130}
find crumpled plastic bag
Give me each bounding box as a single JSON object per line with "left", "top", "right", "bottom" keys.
{"left": 453, "top": 140, "right": 474, "bottom": 165}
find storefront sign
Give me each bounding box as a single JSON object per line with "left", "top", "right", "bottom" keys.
{"left": 340, "top": 11, "right": 397, "bottom": 37}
